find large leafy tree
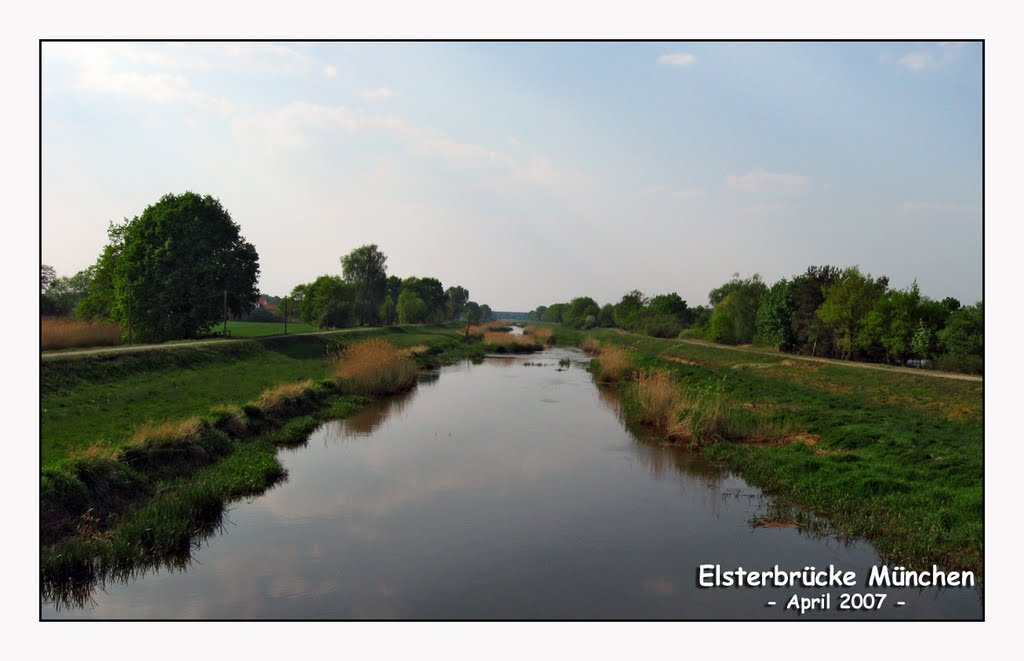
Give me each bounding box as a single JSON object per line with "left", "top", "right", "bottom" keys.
{"left": 302, "top": 275, "right": 355, "bottom": 328}
{"left": 100, "top": 193, "right": 259, "bottom": 341}
{"left": 755, "top": 279, "right": 796, "bottom": 349}
{"left": 563, "top": 296, "right": 600, "bottom": 328}
{"left": 705, "top": 274, "right": 767, "bottom": 345}
{"left": 816, "top": 266, "right": 888, "bottom": 360}
{"left": 341, "top": 244, "right": 388, "bottom": 325}
{"left": 445, "top": 285, "right": 470, "bottom": 321}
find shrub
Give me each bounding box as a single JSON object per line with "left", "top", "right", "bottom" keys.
{"left": 629, "top": 370, "right": 733, "bottom": 446}
{"left": 481, "top": 332, "right": 544, "bottom": 353}
{"left": 331, "top": 339, "right": 419, "bottom": 395}
{"left": 42, "top": 317, "right": 122, "bottom": 350}
{"left": 581, "top": 336, "right": 602, "bottom": 355}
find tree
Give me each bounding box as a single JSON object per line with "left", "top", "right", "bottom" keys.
{"left": 397, "top": 289, "right": 427, "bottom": 324}
{"left": 47, "top": 266, "right": 96, "bottom": 317}
{"left": 788, "top": 266, "right": 840, "bottom": 356}
{"left": 379, "top": 295, "right": 397, "bottom": 325}
{"left": 99, "top": 193, "right": 259, "bottom": 341}
{"left": 542, "top": 303, "right": 566, "bottom": 323}
{"left": 705, "top": 274, "right": 767, "bottom": 345}
{"left": 755, "top": 279, "right": 796, "bottom": 349}
{"left": 938, "top": 302, "right": 983, "bottom": 358}
{"left": 816, "top": 266, "right": 888, "bottom": 360}
{"left": 41, "top": 265, "right": 56, "bottom": 293}
{"left": 301, "top": 275, "right": 354, "bottom": 328}
{"left": 613, "top": 290, "right": 648, "bottom": 328}
{"left": 462, "top": 301, "right": 482, "bottom": 338}
{"left": 563, "top": 296, "right": 600, "bottom": 328}
{"left": 479, "top": 304, "right": 493, "bottom": 322}
{"left": 648, "top": 293, "right": 688, "bottom": 321}
{"left": 597, "top": 303, "right": 615, "bottom": 327}
{"left": 341, "top": 244, "right": 388, "bottom": 325}
{"left": 445, "top": 285, "right": 470, "bottom": 321}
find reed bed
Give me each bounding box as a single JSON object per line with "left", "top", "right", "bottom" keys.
{"left": 524, "top": 326, "right": 554, "bottom": 344}
{"left": 482, "top": 332, "right": 544, "bottom": 353}
{"left": 592, "top": 345, "right": 633, "bottom": 382}
{"left": 331, "top": 339, "right": 419, "bottom": 395}
{"left": 42, "top": 317, "right": 122, "bottom": 350}
{"left": 630, "top": 369, "right": 732, "bottom": 446}
{"left": 581, "top": 336, "right": 602, "bottom": 354}
{"left": 130, "top": 417, "right": 204, "bottom": 446}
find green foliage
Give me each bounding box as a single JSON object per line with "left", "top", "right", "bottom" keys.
{"left": 90, "top": 193, "right": 260, "bottom": 342}
{"left": 397, "top": 289, "right": 427, "bottom": 324}
{"left": 597, "top": 303, "right": 615, "bottom": 327}
{"left": 938, "top": 302, "right": 983, "bottom": 361}
{"left": 301, "top": 275, "right": 355, "bottom": 328}
{"left": 562, "top": 296, "right": 600, "bottom": 328}
{"left": 816, "top": 266, "right": 888, "bottom": 360}
{"left": 340, "top": 244, "right": 388, "bottom": 325}
{"left": 541, "top": 303, "right": 567, "bottom": 323}
{"left": 378, "top": 295, "right": 397, "bottom": 325}
{"left": 445, "top": 285, "right": 469, "bottom": 321}
{"left": 479, "top": 304, "right": 493, "bottom": 321}
{"left": 706, "top": 275, "right": 766, "bottom": 345}
{"left": 612, "top": 290, "right": 648, "bottom": 328}
{"left": 755, "top": 279, "right": 795, "bottom": 349}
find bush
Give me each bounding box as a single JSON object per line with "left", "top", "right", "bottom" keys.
{"left": 331, "top": 339, "right": 419, "bottom": 395}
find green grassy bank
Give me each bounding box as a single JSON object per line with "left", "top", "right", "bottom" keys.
{"left": 555, "top": 328, "right": 983, "bottom": 576}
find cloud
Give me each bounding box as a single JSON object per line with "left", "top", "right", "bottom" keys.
{"left": 727, "top": 168, "right": 809, "bottom": 195}
{"left": 897, "top": 43, "right": 967, "bottom": 72}
{"left": 657, "top": 53, "right": 696, "bottom": 67}
{"left": 324, "top": 65, "right": 337, "bottom": 78}
{"left": 76, "top": 67, "right": 236, "bottom": 116}
{"left": 360, "top": 87, "right": 397, "bottom": 101}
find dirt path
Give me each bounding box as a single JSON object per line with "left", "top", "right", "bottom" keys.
{"left": 41, "top": 328, "right": 366, "bottom": 361}
{"left": 669, "top": 337, "right": 982, "bottom": 382}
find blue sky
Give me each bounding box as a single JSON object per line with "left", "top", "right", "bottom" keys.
{"left": 41, "top": 41, "right": 982, "bottom": 310}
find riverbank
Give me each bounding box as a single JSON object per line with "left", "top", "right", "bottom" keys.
{"left": 41, "top": 325, "right": 485, "bottom": 603}
{"left": 554, "top": 327, "right": 983, "bottom": 577}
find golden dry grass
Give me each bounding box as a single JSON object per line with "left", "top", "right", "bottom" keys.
{"left": 482, "top": 332, "right": 543, "bottom": 350}
{"left": 630, "top": 369, "right": 730, "bottom": 446}
{"left": 332, "top": 339, "right": 419, "bottom": 395}
{"left": 401, "top": 344, "right": 430, "bottom": 356}
{"left": 256, "top": 380, "right": 314, "bottom": 411}
{"left": 42, "top": 317, "right": 122, "bottom": 350}
{"left": 465, "top": 325, "right": 486, "bottom": 340}
{"left": 524, "top": 326, "right": 554, "bottom": 344}
{"left": 594, "top": 345, "right": 632, "bottom": 382}
{"left": 130, "top": 417, "right": 203, "bottom": 446}
{"left": 581, "top": 336, "right": 602, "bottom": 354}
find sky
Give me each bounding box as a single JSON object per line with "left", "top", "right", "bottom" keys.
{"left": 41, "top": 41, "right": 982, "bottom": 310}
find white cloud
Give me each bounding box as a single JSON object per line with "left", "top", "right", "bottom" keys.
{"left": 360, "top": 87, "right": 397, "bottom": 101}
{"left": 324, "top": 65, "right": 337, "bottom": 78}
{"left": 657, "top": 53, "right": 695, "bottom": 67}
{"left": 727, "top": 169, "right": 809, "bottom": 195}
{"left": 897, "top": 43, "right": 967, "bottom": 72}
{"left": 76, "top": 67, "right": 236, "bottom": 116}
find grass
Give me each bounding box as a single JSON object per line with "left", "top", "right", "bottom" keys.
{"left": 42, "top": 317, "right": 122, "bottom": 350}
{"left": 331, "top": 339, "right": 419, "bottom": 395}
{"left": 560, "top": 327, "right": 983, "bottom": 576}
{"left": 223, "top": 320, "right": 317, "bottom": 338}
{"left": 524, "top": 325, "right": 554, "bottom": 344}
{"left": 591, "top": 345, "right": 633, "bottom": 382}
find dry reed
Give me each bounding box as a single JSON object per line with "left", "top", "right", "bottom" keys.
{"left": 42, "top": 317, "right": 122, "bottom": 350}
{"left": 524, "top": 326, "right": 554, "bottom": 344}
{"left": 332, "top": 339, "right": 419, "bottom": 395}
{"left": 594, "top": 345, "right": 632, "bottom": 382}
{"left": 581, "top": 336, "right": 602, "bottom": 354}
{"left": 130, "top": 417, "right": 203, "bottom": 446}
{"left": 631, "top": 369, "right": 730, "bottom": 446}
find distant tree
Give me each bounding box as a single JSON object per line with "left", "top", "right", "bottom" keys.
{"left": 479, "top": 304, "right": 493, "bottom": 322}
{"left": 648, "top": 293, "right": 688, "bottom": 321}
{"left": 302, "top": 275, "right": 354, "bottom": 328}
{"left": 445, "top": 285, "right": 470, "bottom": 321}
{"left": 542, "top": 303, "right": 567, "bottom": 323}
{"left": 911, "top": 320, "right": 935, "bottom": 361}
{"left": 76, "top": 229, "right": 125, "bottom": 322}
{"left": 378, "top": 295, "right": 397, "bottom": 325}
{"left": 563, "top": 296, "right": 600, "bottom": 329}
{"left": 938, "top": 302, "right": 983, "bottom": 358}
{"left": 531, "top": 305, "right": 548, "bottom": 321}
{"left": 41, "top": 265, "right": 56, "bottom": 293}
{"left": 341, "top": 244, "right": 388, "bottom": 325}
{"left": 597, "top": 303, "right": 615, "bottom": 327}
{"left": 816, "top": 266, "right": 888, "bottom": 360}
{"left": 46, "top": 266, "right": 96, "bottom": 317}
{"left": 858, "top": 283, "right": 920, "bottom": 363}
{"left": 397, "top": 289, "right": 427, "bottom": 324}
{"left": 613, "top": 290, "right": 648, "bottom": 328}
{"left": 462, "top": 301, "right": 482, "bottom": 338}
{"left": 755, "top": 279, "right": 796, "bottom": 349}
{"left": 705, "top": 274, "right": 767, "bottom": 345}
{"left": 788, "top": 266, "right": 840, "bottom": 356}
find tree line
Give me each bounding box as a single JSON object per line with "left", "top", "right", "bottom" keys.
{"left": 529, "top": 266, "right": 982, "bottom": 374}
{"left": 41, "top": 192, "right": 494, "bottom": 343}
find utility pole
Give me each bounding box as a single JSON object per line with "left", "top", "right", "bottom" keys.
{"left": 223, "top": 289, "right": 228, "bottom": 336}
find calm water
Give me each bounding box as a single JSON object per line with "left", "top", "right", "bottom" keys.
{"left": 43, "top": 348, "right": 982, "bottom": 619}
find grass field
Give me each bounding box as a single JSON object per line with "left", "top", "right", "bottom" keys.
{"left": 223, "top": 320, "right": 316, "bottom": 337}
{"left": 557, "top": 328, "right": 983, "bottom": 575}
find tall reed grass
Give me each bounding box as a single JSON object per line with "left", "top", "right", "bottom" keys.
{"left": 593, "top": 345, "right": 632, "bottom": 382}
{"left": 482, "top": 332, "right": 544, "bottom": 353}
{"left": 630, "top": 369, "right": 732, "bottom": 446}
{"left": 331, "top": 339, "right": 419, "bottom": 395}
{"left": 524, "top": 326, "right": 554, "bottom": 344}
{"left": 42, "top": 317, "right": 122, "bottom": 350}
{"left": 581, "top": 336, "right": 602, "bottom": 354}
